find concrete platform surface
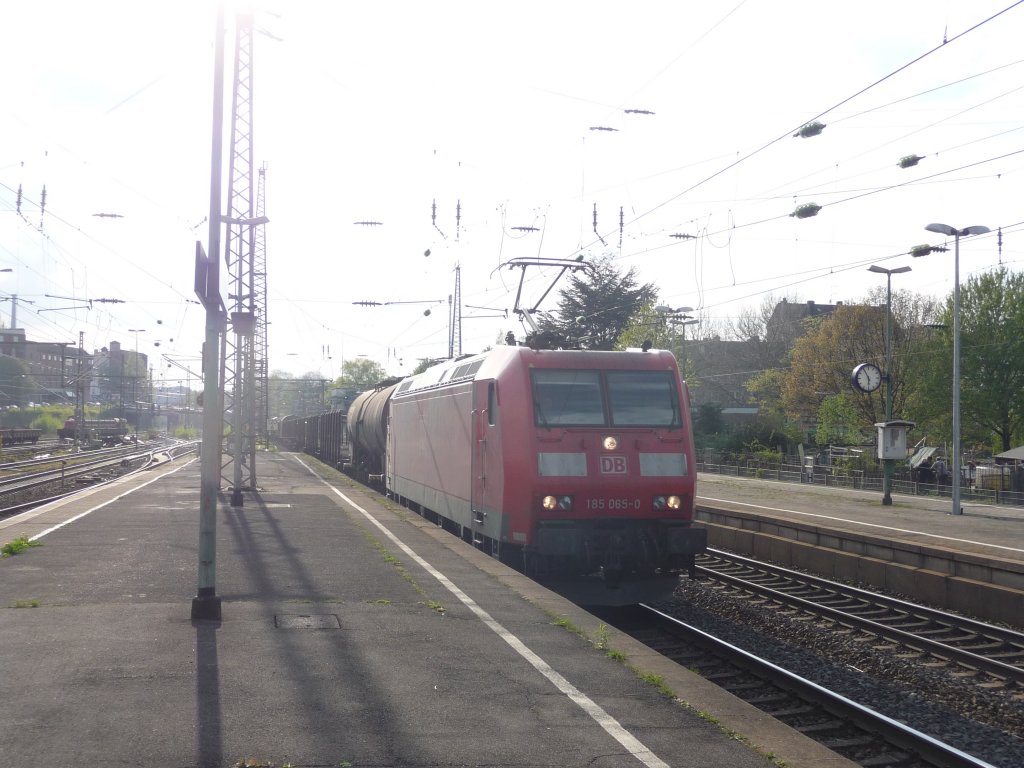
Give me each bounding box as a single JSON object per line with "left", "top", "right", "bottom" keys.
{"left": 696, "top": 471, "right": 1024, "bottom": 565}
{"left": 0, "top": 452, "right": 855, "bottom": 768}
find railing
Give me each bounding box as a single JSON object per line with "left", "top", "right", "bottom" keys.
{"left": 696, "top": 453, "right": 1024, "bottom": 508}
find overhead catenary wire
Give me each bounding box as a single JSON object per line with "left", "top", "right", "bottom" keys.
{"left": 576, "top": 1, "right": 1024, "bottom": 255}
{"left": 3, "top": 3, "right": 1023, "bottom": 374}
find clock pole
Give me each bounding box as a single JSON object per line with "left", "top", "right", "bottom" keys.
{"left": 883, "top": 275, "right": 895, "bottom": 505}
{"left": 868, "top": 264, "right": 912, "bottom": 505}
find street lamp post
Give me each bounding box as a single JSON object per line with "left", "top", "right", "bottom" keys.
{"left": 867, "top": 264, "right": 911, "bottom": 505}
{"left": 676, "top": 316, "right": 698, "bottom": 378}
{"left": 919, "top": 223, "right": 990, "bottom": 516}
{"left": 654, "top": 305, "right": 697, "bottom": 375}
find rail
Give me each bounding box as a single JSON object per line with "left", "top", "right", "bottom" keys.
{"left": 0, "top": 440, "right": 198, "bottom": 515}
{"left": 697, "top": 550, "right": 1024, "bottom": 688}
{"left": 638, "top": 603, "right": 1001, "bottom": 768}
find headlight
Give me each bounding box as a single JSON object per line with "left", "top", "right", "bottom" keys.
{"left": 653, "top": 495, "right": 682, "bottom": 510}
{"left": 542, "top": 495, "right": 573, "bottom": 511}
{"left": 603, "top": 435, "right": 618, "bottom": 450}
{"left": 666, "top": 495, "right": 681, "bottom": 510}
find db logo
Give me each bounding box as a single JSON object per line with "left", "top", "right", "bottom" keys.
{"left": 600, "top": 455, "right": 628, "bottom": 474}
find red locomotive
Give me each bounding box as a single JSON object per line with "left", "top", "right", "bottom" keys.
{"left": 345, "top": 346, "right": 705, "bottom": 605}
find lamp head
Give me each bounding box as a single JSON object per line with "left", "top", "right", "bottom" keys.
{"left": 925, "top": 223, "right": 956, "bottom": 237}
{"left": 925, "top": 223, "right": 990, "bottom": 238}
{"left": 869, "top": 264, "right": 911, "bottom": 277}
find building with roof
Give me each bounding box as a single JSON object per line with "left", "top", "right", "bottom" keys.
{"left": 0, "top": 328, "right": 147, "bottom": 408}
{"left": 0, "top": 328, "right": 94, "bottom": 406}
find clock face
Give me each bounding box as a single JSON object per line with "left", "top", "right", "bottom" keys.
{"left": 852, "top": 363, "right": 882, "bottom": 393}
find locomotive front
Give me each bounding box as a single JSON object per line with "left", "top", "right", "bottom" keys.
{"left": 511, "top": 349, "right": 706, "bottom": 604}
{"left": 364, "top": 347, "right": 705, "bottom": 606}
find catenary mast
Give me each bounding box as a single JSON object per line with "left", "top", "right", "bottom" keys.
{"left": 449, "top": 263, "right": 462, "bottom": 358}
{"left": 253, "top": 164, "right": 269, "bottom": 448}
{"left": 222, "top": 10, "right": 265, "bottom": 505}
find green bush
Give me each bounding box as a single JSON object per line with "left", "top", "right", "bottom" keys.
{"left": 30, "top": 412, "right": 64, "bottom": 435}
{"left": 745, "top": 438, "right": 783, "bottom": 466}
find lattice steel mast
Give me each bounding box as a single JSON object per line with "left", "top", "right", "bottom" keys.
{"left": 253, "top": 163, "right": 269, "bottom": 447}
{"left": 222, "top": 11, "right": 264, "bottom": 505}
{"left": 448, "top": 263, "right": 462, "bottom": 358}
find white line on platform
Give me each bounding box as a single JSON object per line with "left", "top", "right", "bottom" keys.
{"left": 699, "top": 495, "right": 1024, "bottom": 555}
{"left": 17, "top": 459, "right": 197, "bottom": 542}
{"left": 295, "top": 456, "right": 670, "bottom": 768}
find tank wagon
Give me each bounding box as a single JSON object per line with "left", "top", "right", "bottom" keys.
{"left": 347, "top": 377, "right": 402, "bottom": 482}
{"left": 340, "top": 346, "right": 706, "bottom": 605}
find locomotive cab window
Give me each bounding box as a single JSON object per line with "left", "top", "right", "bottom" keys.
{"left": 532, "top": 368, "right": 682, "bottom": 428}
{"left": 532, "top": 370, "right": 604, "bottom": 426}
{"left": 607, "top": 370, "right": 681, "bottom": 427}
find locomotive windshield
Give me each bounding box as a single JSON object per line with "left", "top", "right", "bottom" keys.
{"left": 532, "top": 369, "right": 682, "bottom": 428}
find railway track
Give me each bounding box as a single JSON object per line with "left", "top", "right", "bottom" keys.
{"left": 0, "top": 440, "right": 197, "bottom": 516}
{"left": 622, "top": 603, "right": 1002, "bottom": 768}
{"left": 696, "top": 549, "right": 1024, "bottom": 689}
{"left": 591, "top": 547, "right": 1024, "bottom": 768}
{"left": 0, "top": 437, "right": 62, "bottom": 460}
{"left": 311, "top": 460, "right": 1024, "bottom": 765}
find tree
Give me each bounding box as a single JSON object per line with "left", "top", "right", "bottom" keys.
{"left": 411, "top": 357, "right": 445, "bottom": 375}
{"left": 268, "top": 370, "right": 330, "bottom": 418}
{"left": 913, "top": 268, "right": 1024, "bottom": 452}
{"left": 333, "top": 358, "right": 388, "bottom": 390}
{"left": 618, "top": 303, "right": 710, "bottom": 384}
{"left": 741, "top": 367, "right": 804, "bottom": 447}
{"left": 782, "top": 304, "right": 885, "bottom": 433}
{"left": 616, "top": 301, "right": 675, "bottom": 351}
{"left": 815, "top": 394, "right": 860, "bottom": 445}
{"left": 727, "top": 292, "right": 799, "bottom": 371}
{"left": 540, "top": 254, "right": 656, "bottom": 350}
{"left": 781, "top": 290, "right": 938, "bottom": 444}
{"left": 30, "top": 412, "right": 64, "bottom": 435}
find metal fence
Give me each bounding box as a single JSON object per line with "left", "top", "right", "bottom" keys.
{"left": 696, "top": 453, "right": 1024, "bottom": 508}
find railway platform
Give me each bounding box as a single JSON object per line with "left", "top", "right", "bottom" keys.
{"left": 696, "top": 471, "right": 1024, "bottom": 626}
{"left": 0, "top": 451, "right": 853, "bottom": 768}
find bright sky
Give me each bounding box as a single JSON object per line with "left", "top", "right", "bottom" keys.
{"left": 2, "top": 1, "right": 1022, "bottom": 385}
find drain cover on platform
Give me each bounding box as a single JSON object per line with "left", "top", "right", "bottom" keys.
{"left": 274, "top": 614, "right": 341, "bottom": 629}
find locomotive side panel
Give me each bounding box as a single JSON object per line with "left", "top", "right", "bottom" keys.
{"left": 388, "top": 381, "right": 477, "bottom": 531}
{"left": 475, "top": 361, "right": 532, "bottom": 544}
